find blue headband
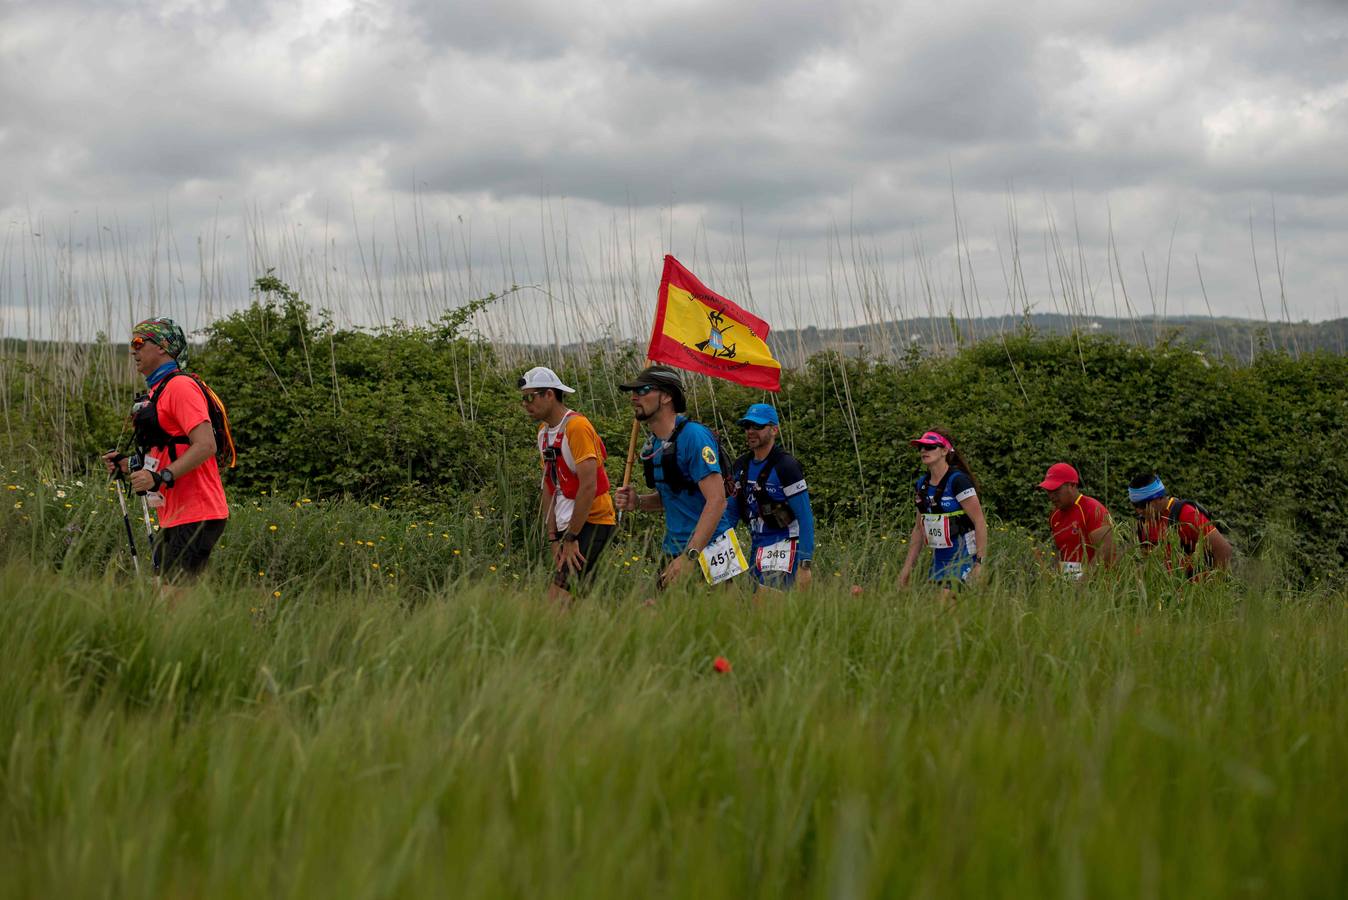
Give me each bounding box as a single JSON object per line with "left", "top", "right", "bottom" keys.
{"left": 1128, "top": 477, "right": 1166, "bottom": 504}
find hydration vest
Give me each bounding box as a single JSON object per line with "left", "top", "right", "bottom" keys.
{"left": 1136, "top": 497, "right": 1221, "bottom": 558}
{"left": 914, "top": 468, "right": 974, "bottom": 538}
{"left": 539, "top": 411, "right": 610, "bottom": 499}
{"left": 642, "top": 418, "right": 735, "bottom": 497}
{"left": 733, "top": 447, "right": 796, "bottom": 530}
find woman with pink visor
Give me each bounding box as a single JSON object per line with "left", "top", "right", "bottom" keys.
{"left": 898, "top": 429, "right": 989, "bottom": 595}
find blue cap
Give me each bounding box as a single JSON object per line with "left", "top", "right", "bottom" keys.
{"left": 738, "top": 403, "right": 780, "bottom": 427}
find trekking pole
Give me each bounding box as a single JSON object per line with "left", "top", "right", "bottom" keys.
{"left": 127, "top": 452, "right": 160, "bottom": 581}
{"left": 109, "top": 453, "right": 140, "bottom": 575}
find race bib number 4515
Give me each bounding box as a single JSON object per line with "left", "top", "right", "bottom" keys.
{"left": 698, "top": 529, "right": 748, "bottom": 585}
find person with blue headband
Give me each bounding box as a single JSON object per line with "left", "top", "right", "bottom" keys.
{"left": 1129, "top": 473, "right": 1232, "bottom": 578}
{"left": 728, "top": 403, "right": 816, "bottom": 591}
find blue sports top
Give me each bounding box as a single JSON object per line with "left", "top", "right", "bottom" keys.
{"left": 915, "top": 469, "right": 978, "bottom": 564}
{"left": 643, "top": 417, "right": 737, "bottom": 556}
{"left": 734, "top": 451, "right": 816, "bottom": 559}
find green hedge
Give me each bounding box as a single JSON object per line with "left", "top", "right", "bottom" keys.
{"left": 7, "top": 281, "right": 1347, "bottom": 585}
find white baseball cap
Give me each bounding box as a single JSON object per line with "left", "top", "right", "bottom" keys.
{"left": 518, "top": 366, "right": 574, "bottom": 393}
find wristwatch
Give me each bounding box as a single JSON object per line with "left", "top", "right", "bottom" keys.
{"left": 563, "top": 532, "right": 580, "bottom": 543}
{"left": 160, "top": 469, "right": 175, "bottom": 489}
{"left": 684, "top": 547, "right": 701, "bottom": 561}
{"left": 799, "top": 559, "right": 812, "bottom": 569}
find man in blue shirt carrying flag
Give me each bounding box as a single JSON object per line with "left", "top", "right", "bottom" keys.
{"left": 730, "top": 403, "right": 816, "bottom": 590}
{"left": 614, "top": 365, "right": 739, "bottom": 589}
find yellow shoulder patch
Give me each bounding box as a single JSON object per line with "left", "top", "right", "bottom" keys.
{"left": 701, "top": 445, "right": 717, "bottom": 466}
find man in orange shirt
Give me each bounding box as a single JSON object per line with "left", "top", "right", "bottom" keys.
{"left": 103, "top": 317, "right": 230, "bottom": 581}
{"left": 1039, "top": 462, "right": 1117, "bottom": 578}
{"left": 520, "top": 366, "right": 616, "bottom": 603}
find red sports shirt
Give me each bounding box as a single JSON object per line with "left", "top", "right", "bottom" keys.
{"left": 146, "top": 376, "right": 230, "bottom": 528}
{"left": 1049, "top": 494, "right": 1111, "bottom": 563}
{"left": 1137, "top": 498, "right": 1217, "bottom": 570}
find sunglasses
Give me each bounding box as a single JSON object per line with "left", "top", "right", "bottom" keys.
{"left": 130, "top": 336, "right": 149, "bottom": 350}
{"left": 520, "top": 390, "right": 549, "bottom": 403}
{"left": 742, "top": 422, "right": 772, "bottom": 431}
{"left": 916, "top": 443, "right": 945, "bottom": 452}
{"left": 629, "top": 384, "right": 657, "bottom": 396}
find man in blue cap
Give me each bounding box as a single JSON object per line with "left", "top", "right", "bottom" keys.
{"left": 730, "top": 403, "right": 816, "bottom": 590}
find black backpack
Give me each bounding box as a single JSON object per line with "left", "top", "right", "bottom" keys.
{"left": 133, "top": 371, "right": 238, "bottom": 468}
{"left": 1137, "top": 498, "right": 1227, "bottom": 556}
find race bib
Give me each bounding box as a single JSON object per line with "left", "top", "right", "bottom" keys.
{"left": 923, "top": 514, "right": 952, "bottom": 550}
{"left": 698, "top": 529, "right": 748, "bottom": 585}
{"left": 1059, "top": 561, "right": 1084, "bottom": 580}
{"left": 756, "top": 538, "right": 796, "bottom": 573}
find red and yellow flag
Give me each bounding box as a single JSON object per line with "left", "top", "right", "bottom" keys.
{"left": 646, "top": 255, "right": 781, "bottom": 392}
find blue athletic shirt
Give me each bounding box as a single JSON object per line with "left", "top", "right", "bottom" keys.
{"left": 644, "top": 417, "right": 737, "bottom": 556}
{"left": 735, "top": 452, "right": 815, "bottom": 560}
{"left": 915, "top": 469, "right": 977, "bottom": 582}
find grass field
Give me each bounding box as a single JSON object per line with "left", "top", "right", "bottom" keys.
{"left": 2, "top": 470, "right": 1346, "bottom": 898}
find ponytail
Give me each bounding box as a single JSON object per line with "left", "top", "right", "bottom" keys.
{"left": 931, "top": 428, "right": 981, "bottom": 495}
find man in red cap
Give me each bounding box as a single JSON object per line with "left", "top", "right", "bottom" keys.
{"left": 1039, "top": 463, "right": 1117, "bottom": 578}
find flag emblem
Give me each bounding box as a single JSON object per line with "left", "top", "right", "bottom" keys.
{"left": 647, "top": 255, "right": 781, "bottom": 392}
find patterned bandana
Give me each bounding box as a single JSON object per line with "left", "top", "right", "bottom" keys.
{"left": 132, "top": 317, "right": 188, "bottom": 368}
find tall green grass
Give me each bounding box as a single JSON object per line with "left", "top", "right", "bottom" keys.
{"left": 2, "top": 459, "right": 1347, "bottom": 896}
{"left": 1, "top": 561, "right": 1344, "bottom": 898}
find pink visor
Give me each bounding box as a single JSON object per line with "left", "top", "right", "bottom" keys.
{"left": 909, "top": 431, "right": 952, "bottom": 450}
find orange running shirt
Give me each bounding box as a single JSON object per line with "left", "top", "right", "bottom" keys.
{"left": 146, "top": 375, "right": 230, "bottom": 529}
{"left": 537, "top": 412, "right": 616, "bottom": 529}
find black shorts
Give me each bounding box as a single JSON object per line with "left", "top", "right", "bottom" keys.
{"left": 154, "top": 518, "right": 227, "bottom": 581}
{"left": 552, "top": 522, "right": 615, "bottom": 591}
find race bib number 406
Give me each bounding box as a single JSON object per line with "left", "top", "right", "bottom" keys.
{"left": 698, "top": 529, "right": 748, "bottom": 585}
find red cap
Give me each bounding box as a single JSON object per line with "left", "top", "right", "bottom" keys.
{"left": 1039, "top": 463, "right": 1080, "bottom": 491}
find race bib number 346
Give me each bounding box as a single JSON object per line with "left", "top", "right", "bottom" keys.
{"left": 698, "top": 530, "right": 748, "bottom": 585}
{"left": 756, "top": 539, "right": 796, "bottom": 573}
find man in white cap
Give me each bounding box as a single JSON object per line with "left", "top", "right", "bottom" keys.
{"left": 519, "top": 366, "right": 615, "bottom": 603}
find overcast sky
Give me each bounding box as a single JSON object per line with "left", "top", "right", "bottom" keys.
{"left": 2, "top": 0, "right": 1346, "bottom": 343}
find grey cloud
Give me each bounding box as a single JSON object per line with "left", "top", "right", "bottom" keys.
{"left": 4, "top": 0, "right": 1348, "bottom": 334}
{"left": 401, "top": 0, "right": 583, "bottom": 59}
{"left": 849, "top": 14, "right": 1052, "bottom": 144}
{"left": 613, "top": 0, "right": 859, "bottom": 85}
